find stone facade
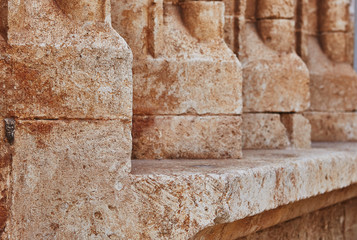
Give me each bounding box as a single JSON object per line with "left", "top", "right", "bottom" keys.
{"left": 0, "top": 0, "right": 356, "bottom": 239}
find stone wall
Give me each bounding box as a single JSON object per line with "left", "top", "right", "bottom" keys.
{"left": 0, "top": 0, "right": 356, "bottom": 239}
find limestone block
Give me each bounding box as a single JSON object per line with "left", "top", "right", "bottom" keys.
{"left": 243, "top": 114, "right": 290, "bottom": 149}
{"left": 319, "top": 32, "right": 348, "bottom": 62}
{"left": 133, "top": 59, "right": 242, "bottom": 115}
{"left": 1, "top": 45, "right": 132, "bottom": 120}
{"left": 304, "top": 112, "right": 357, "bottom": 142}
{"left": 243, "top": 54, "right": 310, "bottom": 112}
{"left": 307, "top": 37, "right": 357, "bottom": 111}
{"left": 111, "top": 0, "right": 150, "bottom": 58}
{"left": 180, "top": 1, "right": 224, "bottom": 42}
{"left": 256, "top": 0, "right": 295, "bottom": 19}
{"left": 319, "top": 0, "right": 349, "bottom": 32}
{"left": 257, "top": 19, "right": 295, "bottom": 52}
{"left": 281, "top": 114, "right": 311, "bottom": 149}
{"left": 55, "top": 0, "right": 110, "bottom": 22}
{"left": 132, "top": 116, "right": 242, "bottom": 159}
{"left": 7, "top": 120, "right": 131, "bottom": 239}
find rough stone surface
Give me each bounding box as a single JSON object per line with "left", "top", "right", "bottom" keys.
{"left": 318, "top": 0, "right": 349, "bottom": 32}
{"left": 304, "top": 112, "right": 357, "bottom": 142}
{"left": 306, "top": 37, "right": 357, "bottom": 111}
{"left": 256, "top": 19, "right": 296, "bottom": 53}
{"left": 243, "top": 114, "right": 290, "bottom": 149}
{"left": 193, "top": 184, "right": 357, "bottom": 240}
{"left": 111, "top": 0, "right": 243, "bottom": 159}
{"left": 281, "top": 114, "right": 311, "bottom": 149}
{"left": 240, "top": 23, "right": 310, "bottom": 112}
{"left": 133, "top": 59, "right": 242, "bottom": 115}
{"left": 6, "top": 120, "right": 131, "bottom": 239}
{"left": 238, "top": 198, "right": 357, "bottom": 240}
{"left": 133, "top": 116, "right": 242, "bottom": 159}
{"left": 256, "top": 0, "right": 295, "bottom": 19}
{"left": 0, "top": 0, "right": 133, "bottom": 120}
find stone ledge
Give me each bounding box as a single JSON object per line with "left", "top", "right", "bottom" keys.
{"left": 128, "top": 143, "right": 357, "bottom": 239}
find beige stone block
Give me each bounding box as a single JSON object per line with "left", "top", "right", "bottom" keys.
{"left": 257, "top": 19, "right": 295, "bottom": 52}
{"left": 319, "top": 32, "right": 348, "bottom": 62}
{"left": 1, "top": 44, "right": 132, "bottom": 120}
{"left": 8, "top": 119, "right": 131, "bottom": 239}
{"left": 307, "top": 37, "right": 357, "bottom": 111}
{"left": 281, "top": 114, "right": 311, "bottom": 149}
{"left": 55, "top": 0, "right": 110, "bottom": 22}
{"left": 132, "top": 116, "right": 242, "bottom": 159}
{"left": 319, "top": 0, "right": 349, "bottom": 32}
{"left": 133, "top": 59, "right": 242, "bottom": 115}
{"left": 243, "top": 53, "right": 310, "bottom": 113}
{"left": 111, "top": 0, "right": 150, "bottom": 58}
{"left": 180, "top": 1, "right": 224, "bottom": 42}
{"left": 256, "top": 0, "right": 295, "bottom": 19}
{"left": 304, "top": 112, "right": 357, "bottom": 142}
{"left": 243, "top": 114, "right": 290, "bottom": 149}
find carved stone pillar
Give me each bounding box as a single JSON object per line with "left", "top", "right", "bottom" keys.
{"left": 299, "top": 0, "right": 357, "bottom": 141}
{"left": 0, "top": 0, "right": 133, "bottom": 238}
{"left": 112, "top": 0, "right": 243, "bottom": 159}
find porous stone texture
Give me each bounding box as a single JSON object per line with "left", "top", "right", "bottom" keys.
{"left": 193, "top": 184, "right": 357, "bottom": 239}
{"left": 237, "top": 198, "right": 357, "bottom": 240}
{"left": 256, "top": 0, "right": 295, "bottom": 19}
{"left": 0, "top": 0, "right": 133, "bottom": 120}
{"left": 112, "top": 0, "right": 243, "bottom": 159}
{"left": 304, "top": 112, "right": 357, "bottom": 142}
{"left": 242, "top": 114, "right": 290, "bottom": 149}
{"left": 133, "top": 116, "right": 242, "bottom": 159}
{"left": 281, "top": 114, "right": 311, "bottom": 149}
{"left": 243, "top": 114, "right": 311, "bottom": 149}
{"left": 7, "top": 120, "right": 131, "bottom": 239}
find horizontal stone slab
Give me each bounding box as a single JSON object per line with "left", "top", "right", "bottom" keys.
{"left": 132, "top": 115, "right": 242, "bottom": 159}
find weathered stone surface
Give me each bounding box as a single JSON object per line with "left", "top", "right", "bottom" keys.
{"left": 5, "top": 139, "right": 357, "bottom": 239}
{"left": 239, "top": 23, "right": 310, "bottom": 112}
{"left": 7, "top": 120, "right": 131, "bottom": 239}
{"left": 318, "top": 0, "right": 349, "bottom": 32}
{"left": 180, "top": 1, "right": 224, "bottom": 42}
{"left": 306, "top": 37, "right": 357, "bottom": 111}
{"left": 133, "top": 116, "right": 242, "bottom": 159}
{"left": 237, "top": 198, "right": 356, "bottom": 240}
{"left": 0, "top": 0, "right": 133, "bottom": 120}
{"left": 256, "top": 0, "right": 295, "bottom": 19}
{"left": 319, "top": 32, "right": 348, "bottom": 62}
{"left": 224, "top": 16, "right": 235, "bottom": 51}
{"left": 193, "top": 185, "right": 357, "bottom": 240}
{"left": 133, "top": 59, "right": 242, "bottom": 115}
{"left": 281, "top": 114, "right": 311, "bottom": 149}
{"left": 304, "top": 112, "right": 357, "bottom": 142}
{"left": 243, "top": 114, "right": 290, "bottom": 149}
{"left": 257, "top": 19, "right": 295, "bottom": 52}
